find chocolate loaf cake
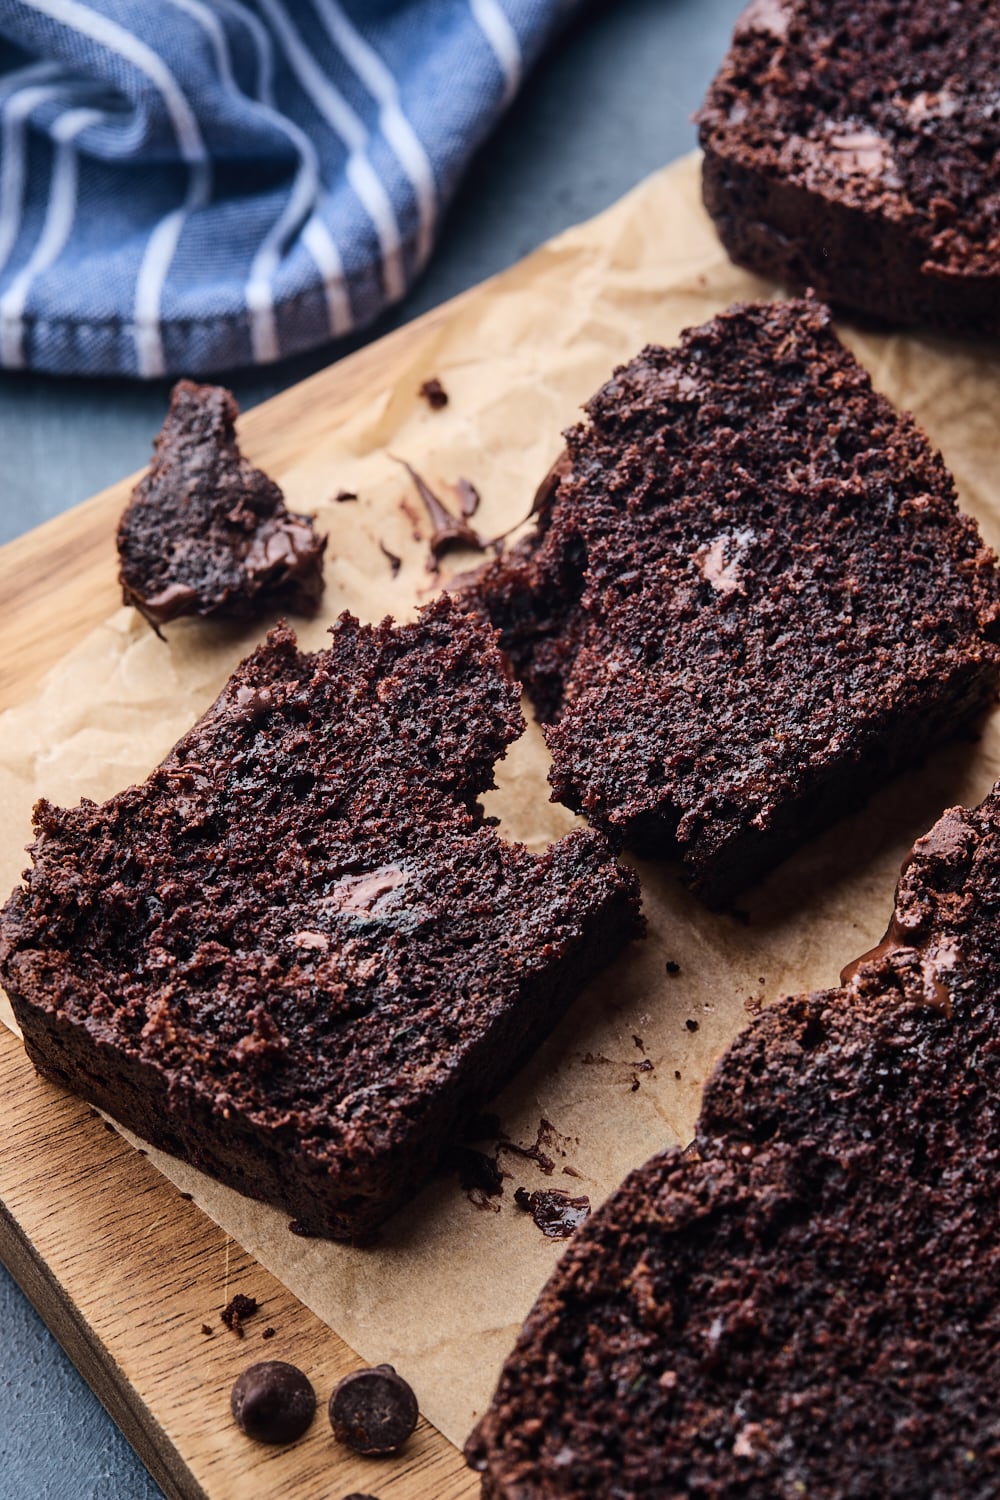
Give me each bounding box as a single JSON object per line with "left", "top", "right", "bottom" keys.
{"left": 474, "top": 299, "right": 1000, "bottom": 904}
{"left": 468, "top": 784, "right": 1000, "bottom": 1496}
{"left": 117, "top": 381, "right": 326, "bottom": 630}
{"left": 698, "top": 0, "right": 1000, "bottom": 335}
{"left": 0, "top": 598, "right": 641, "bottom": 1239}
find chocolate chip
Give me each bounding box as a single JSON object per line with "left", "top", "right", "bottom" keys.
{"left": 329, "top": 1365, "right": 418, "bottom": 1454}
{"left": 230, "top": 1360, "right": 316, "bottom": 1444}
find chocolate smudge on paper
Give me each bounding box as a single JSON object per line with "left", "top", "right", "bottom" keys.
{"left": 455, "top": 477, "right": 481, "bottom": 518}
{"left": 393, "top": 457, "right": 485, "bottom": 570}
{"left": 514, "top": 1188, "right": 591, "bottom": 1239}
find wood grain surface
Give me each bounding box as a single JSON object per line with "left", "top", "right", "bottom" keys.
{"left": 0, "top": 289, "right": 479, "bottom": 1500}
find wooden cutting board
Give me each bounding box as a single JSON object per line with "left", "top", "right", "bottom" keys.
{"left": 0, "top": 289, "right": 481, "bottom": 1500}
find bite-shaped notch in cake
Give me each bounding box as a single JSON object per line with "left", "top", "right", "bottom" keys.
{"left": 474, "top": 299, "right": 1000, "bottom": 904}
{"left": 117, "top": 381, "right": 326, "bottom": 630}
{"left": 0, "top": 597, "right": 642, "bottom": 1240}
{"left": 468, "top": 783, "right": 1000, "bottom": 1497}
{"left": 697, "top": 0, "right": 1000, "bottom": 335}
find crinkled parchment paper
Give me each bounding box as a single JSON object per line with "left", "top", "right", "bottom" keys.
{"left": 2, "top": 153, "right": 1000, "bottom": 1447}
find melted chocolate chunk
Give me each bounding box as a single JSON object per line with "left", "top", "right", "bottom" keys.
{"left": 231, "top": 1361, "right": 316, "bottom": 1444}
{"left": 329, "top": 1365, "right": 418, "bottom": 1455}
{"left": 513, "top": 1187, "right": 591, "bottom": 1239}
{"left": 456, "top": 477, "right": 481, "bottom": 519}
{"left": 394, "top": 458, "right": 485, "bottom": 569}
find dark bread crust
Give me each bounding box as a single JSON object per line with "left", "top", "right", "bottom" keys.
{"left": 467, "top": 787, "right": 1000, "bottom": 1496}
{"left": 698, "top": 0, "right": 1000, "bottom": 335}
{"left": 117, "top": 381, "right": 326, "bottom": 628}
{"left": 0, "top": 598, "right": 641, "bottom": 1239}
{"left": 474, "top": 299, "right": 1000, "bottom": 904}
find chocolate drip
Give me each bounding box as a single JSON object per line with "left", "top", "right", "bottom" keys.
{"left": 394, "top": 458, "right": 486, "bottom": 570}
{"left": 530, "top": 450, "right": 573, "bottom": 520}
{"left": 840, "top": 912, "right": 957, "bottom": 1017}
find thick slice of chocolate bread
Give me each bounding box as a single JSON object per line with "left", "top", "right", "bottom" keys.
{"left": 0, "top": 598, "right": 641, "bottom": 1240}
{"left": 117, "top": 381, "right": 326, "bottom": 629}
{"left": 698, "top": 0, "right": 1000, "bottom": 335}
{"left": 475, "top": 299, "right": 1000, "bottom": 904}
{"left": 468, "top": 785, "right": 1000, "bottom": 1497}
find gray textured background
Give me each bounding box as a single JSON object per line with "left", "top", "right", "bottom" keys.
{"left": 0, "top": 1, "right": 744, "bottom": 1494}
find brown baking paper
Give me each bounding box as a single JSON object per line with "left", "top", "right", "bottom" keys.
{"left": 3, "top": 152, "right": 1000, "bottom": 1448}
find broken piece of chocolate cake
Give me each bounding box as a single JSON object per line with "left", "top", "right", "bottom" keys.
{"left": 468, "top": 784, "right": 1000, "bottom": 1497}
{"left": 117, "top": 381, "right": 326, "bottom": 629}
{"left": 474, "top": 299, "right": 1000, "bottom": 903}
{"left": 697, "top": 0, "right": 1000, "bottom": 335}
{"left": 0, "top": 597, "right": 641, "bottom": 1239}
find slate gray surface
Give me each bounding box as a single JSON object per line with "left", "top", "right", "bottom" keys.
{"left": 0, "top": 1, "right": 744, "bottom": 1495}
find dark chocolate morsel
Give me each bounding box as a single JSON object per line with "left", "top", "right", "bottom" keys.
{"left": 329, "top": 1364, "right": 418, "bottom": 1454}
{"left": 230, "top": 1360, "right": 316, "bottom": 1444}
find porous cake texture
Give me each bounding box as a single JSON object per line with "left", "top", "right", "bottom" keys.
{"left": 117, "top": 381, "right": 326, "bottom": 629}
{"left": 468, "top": 784, "right": 1000, "bottom": 1497}
{"left": 698, "top": 0, "right": 1000, "bottom": 334}
{"left": 0, "top": 598, "right": 641, "bottom": 1239}
{"left": 475, "top": 299, "right": 1000, "bottom": 903}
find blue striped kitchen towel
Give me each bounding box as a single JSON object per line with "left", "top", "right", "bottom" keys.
{"left": 0, "top": 0, "right": 577, "bottom": 378}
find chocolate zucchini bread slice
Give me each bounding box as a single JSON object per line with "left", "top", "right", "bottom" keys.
{"left": 468, "top": 785, "right": 1000, "bottom": 1497}
{"left": 698, "top": 0, "right": 1000, "bottom": 335}
{"left": 117, "top": 381, "right": 326, "bottom": 630}
{"left": 474, "top": 299, "right": 1000, "bottom": 904}
{"left": 0, "top": 598, "right": 641, "bottom": 1239}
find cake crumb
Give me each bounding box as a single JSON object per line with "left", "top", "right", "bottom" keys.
{"left": 419, "top": 376, "right": 449, "bottom": 409}
{"left": 221, "top": 1293, "right": 259, "bottom": 1338}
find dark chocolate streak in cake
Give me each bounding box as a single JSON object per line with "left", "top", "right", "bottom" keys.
{"left": 468, "top": 785, "right": 1000, "bottom": 1496}
{"left": 472, "top": 299, "right": 1000, "bottom": 904}
{"left": 698, "top": 0, "right": 1000, "bottom": 335}
{"left": 117, "top": 381, "right": 326, "bottom": 629}
{"left": 0, "top": 597, "right": 641, "bottom": 1240}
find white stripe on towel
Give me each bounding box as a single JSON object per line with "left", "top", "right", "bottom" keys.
{"left": 469, "top": 0, "right": 522, "bottom": 103}
{"left": 0, "top": 106, "right": 103, "bottom": 367}
{"left": 24, "top": 0, "right": 212, "bottom": 376}
{"left": 255, "top": 0, "right": 405, "bottom": 303}
{"left": 310, "top": 0, "right": 437, "bottom": 270}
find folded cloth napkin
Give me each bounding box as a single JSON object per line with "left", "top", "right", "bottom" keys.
{"left": 0, "top": 0, "right": 575, "bottom": 377}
